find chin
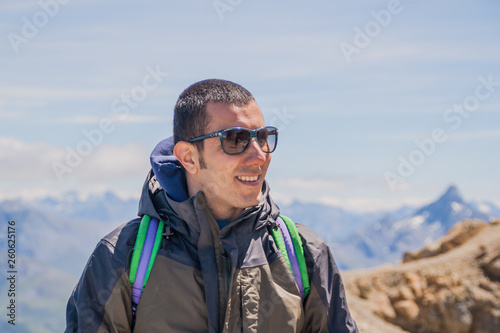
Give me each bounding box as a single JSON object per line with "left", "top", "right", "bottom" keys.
{"left": 241, "top": 196, "right": 262, "bottom": 208}
{"left": 234, "top": 190, "right": 263, "bottom": 208}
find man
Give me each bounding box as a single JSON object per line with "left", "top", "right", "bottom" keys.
{"left": 66, "top": 79, "right": 358, "bottom": 332}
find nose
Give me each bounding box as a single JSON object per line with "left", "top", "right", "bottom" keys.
{"left": 243, "top": 138, "right": 268, "bottom": 165}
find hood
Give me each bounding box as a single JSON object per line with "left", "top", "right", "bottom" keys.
{"left": 149, "top": 136, "right": 189, "bottom": 202}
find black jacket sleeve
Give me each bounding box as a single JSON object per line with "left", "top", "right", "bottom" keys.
{"left": 65, "top": 221, "right": 139, "bottom": 332}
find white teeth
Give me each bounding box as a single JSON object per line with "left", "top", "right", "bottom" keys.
{"left": 238, "top": 176, "right": 258, "bottom": 182}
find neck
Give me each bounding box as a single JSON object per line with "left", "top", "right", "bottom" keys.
{"left": 186, "top": 176, "right": 244, "bottom": 222}
{"left": 209, "top": 205, "right": 244, "bottom": 222}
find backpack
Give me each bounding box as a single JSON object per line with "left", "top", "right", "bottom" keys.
{"left": 128, "top": 214, "right": 310, "bottom": 314}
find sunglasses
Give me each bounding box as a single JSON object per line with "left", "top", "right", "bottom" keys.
{"left": 187, "top": 126, "right": 278, "bottom": 155}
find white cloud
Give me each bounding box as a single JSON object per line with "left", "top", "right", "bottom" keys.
{"left": 271, "top": 188, "right": 427, "bottom": 213}
{"left": 448, "top": 130, "right": 500, "bottom": 141}
{"left": 0, "top": 137, "right": 63, "bottom": 181}
{"left": 0, "top": 86, "right": 122, "bottom": 100}
{"left": 490, "top": 199, "right": 500, "bottom": 207}
{"left": 316, "top": 196, "right": 427, "bottom": 213}
{"left": 0, "top": 109, "right": 28, "bottom": 120}
{"left": 271, "top": 175, "right": 421, "bottom": 212}
{"left": 74, "top": 143, "right": 149, "bottom": 179}
{"left": 0, "top": 137, "right": 150, "bottom": 198}
{"left": 275, "top": 177, "right": 347, "bottom": 191}
{"left": 365, "top": 42, "right": 500, "bottom": 64}
{"left": 57, "top": 114, "right": 167, "bottom": 124}
{"left": 57, "top": 116, "right": 103, "bottom": 124}
{"left": 0, "top": 0, "right": 40, "bottom": 12}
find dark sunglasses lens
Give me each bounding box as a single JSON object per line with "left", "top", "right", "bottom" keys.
{"left": 258, "top": 128, "right": 277, "bottom": 153}
{"left": 222, "top": 129, "right": 250, "bottom": 154}
{"left": 222, "top": 127, "right": 277, "bottom": 154}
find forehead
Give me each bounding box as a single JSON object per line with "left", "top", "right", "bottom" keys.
{"left": 205, "top": 101, "right": 265, "bottom": 132}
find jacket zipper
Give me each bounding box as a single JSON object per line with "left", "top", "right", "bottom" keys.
{"left": 217, "top": 243, "right": 232, "bottom": 328}
{"left": 222, "top": 250, "right": 232, "bottom": 298}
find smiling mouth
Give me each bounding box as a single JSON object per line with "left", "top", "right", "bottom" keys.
{"left": 237, "top": 175, "right": 259, "bottom": 182}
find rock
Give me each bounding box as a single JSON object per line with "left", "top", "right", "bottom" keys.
{"left": 403, "top": 219, "right": 487, "bottom": 263}
{"left": 393, "top": 300, "right": 419, "bottom": 321}
{"left": 485, "top": 257, "right": 500, "bottom": 279}
{"left": 343, "top": 220, "right": 500, "bottom": 333}
{"left": 404, "top": 272, "right": 424, "bottom": 298}
{"left": 355, "top": 278, "right": 372, "bottom": 299}
{"left": 398, "top": 286, "right": 415, "bottom": 301}
{"left": 373, "top": 291, "right": 396, "bottom": 320}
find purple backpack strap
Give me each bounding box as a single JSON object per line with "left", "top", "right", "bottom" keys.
{"left": 131, "top": 217, "right": 159, "bottom": 307}
{"left": 277, "top": 216, "right": 304, "bottom": 299}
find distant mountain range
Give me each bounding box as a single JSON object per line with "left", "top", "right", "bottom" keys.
{"left": 0, "top": 186, "right": 498, "bottom": 332}
{"left": 28, "top": 190, "right": 139, "bottom": 224}
{"left": 332, "top": 186, "right": 499, "bottom": 269}
{"left": 278, "top": 201, "right": 415, "bottom": 244}
{"left": 0, "top": 195, "right": 133, "bottom": 333}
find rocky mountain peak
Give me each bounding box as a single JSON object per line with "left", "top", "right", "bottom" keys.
{"left": 438, "top": 184, "right": 463, "bottom": 203}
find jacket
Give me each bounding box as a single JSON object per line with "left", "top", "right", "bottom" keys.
{"left": 65, "top": 137, "right": 358, "bottom": 333}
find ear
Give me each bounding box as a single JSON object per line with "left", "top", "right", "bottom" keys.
{"left": 173, "top": 141, "right": 199, "bottom": 175}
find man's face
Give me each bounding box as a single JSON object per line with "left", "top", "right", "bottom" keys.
{"left": 192, "top": 100, "right": 271, "bottom": 221}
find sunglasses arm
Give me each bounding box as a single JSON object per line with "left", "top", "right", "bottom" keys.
{"left": 188, "top": 132, "right": 221, "bottom": 143}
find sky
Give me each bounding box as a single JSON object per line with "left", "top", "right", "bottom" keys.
{"left": 1, "top": 0, "right": 499, "bottom": 212}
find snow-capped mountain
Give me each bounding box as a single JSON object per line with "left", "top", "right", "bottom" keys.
{"left": 333, "top": 185, "right": 497, "bottom": 270}
{"left": 28, "top": 191, "right": 139, "bottom": 223}
{"left": 470, "top": 200, "right": 500, "bottom": 218}
{"left": 278, "top": 200, "right": 415, "bottom": 244}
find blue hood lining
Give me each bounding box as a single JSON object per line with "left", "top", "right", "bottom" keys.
{"left": 150, "top": 136, "right": 189, "bottom": 202}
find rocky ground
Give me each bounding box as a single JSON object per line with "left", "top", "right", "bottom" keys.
{"left": 342, "top": 219, "right": 500, "bottom": 333}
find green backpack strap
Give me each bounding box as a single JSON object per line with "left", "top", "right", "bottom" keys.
{"left": 268, "top": 215, "right": 310, "bottom": 300}
{"left": 129, "top": 215, "right": 165, "bottom": 311}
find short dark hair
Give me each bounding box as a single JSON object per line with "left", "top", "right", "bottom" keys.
{"left": 173, "top": 79, "right": 254, "bottom": 151}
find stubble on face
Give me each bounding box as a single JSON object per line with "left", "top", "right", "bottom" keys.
{"left": 192, "top": 101, "right": 271, "bottom": 221}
